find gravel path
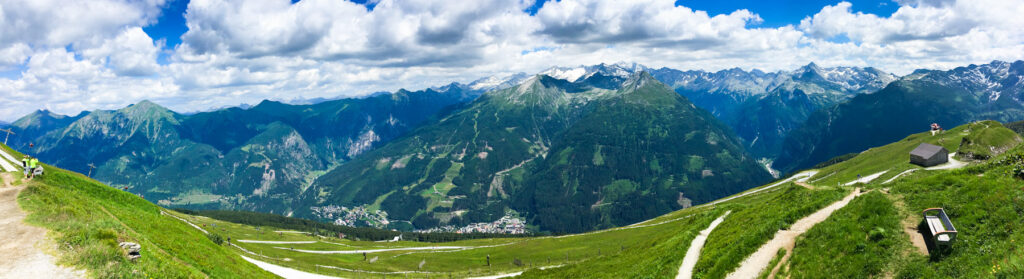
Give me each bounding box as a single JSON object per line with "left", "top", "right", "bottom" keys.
{"left": 725, "top": 188, "right": 863, "bottom": 279}
{"left": 273, "top": 245, "right": 466, "bottom": 254}
{"left": 0, "top": 186, "right": 84, "bottom": 278}
{"left": 844, "top": 171, "right": 888, "bottom": 186}
{"left": 702, "top": 171, "right": 818, "bottom": 208}
{"left": 925, "top": 153, "right": 968, "bottom": 170}
{"left": 237, "top": 240, "right": 317, "bottom": 244}
{"left": 240, "top": 255, "right": 341, "bottom": 279}
{"left": 676, "top": 211, "right": 731, "bottom": 279}
{"left": 883, "top": 169, "right": 917, "bottom": 184}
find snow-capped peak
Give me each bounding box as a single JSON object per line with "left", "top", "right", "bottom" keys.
{"left": 541, "top": 62, "right": 651, "bottom": 82}
{"left": 540, "top": 66, "right": 588, "bottom": 82}
{"left": 468, "top": 72, "right": 531, "bottom": 91}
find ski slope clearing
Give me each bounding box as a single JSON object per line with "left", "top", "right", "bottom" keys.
{"left": 0, "top": 147, "right": 18, "bottom": 172}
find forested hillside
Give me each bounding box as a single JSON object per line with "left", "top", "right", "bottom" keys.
{"left": 307, "top": 72, "right": 771, "bottom": 233}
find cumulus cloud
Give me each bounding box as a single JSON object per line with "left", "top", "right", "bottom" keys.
{"left": 0, "top": 0, "right": 165, "bottom": 49}
{"left": 799, "top": 1, "right": 976, "bottom": 43}
{"left": 535, "top": 0, "right": 762, "bottom": 47}
{"left": 0, "top": 0, "right": 1023, "bottom": 121}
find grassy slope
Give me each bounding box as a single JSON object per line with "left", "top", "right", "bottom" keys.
{"left": 785, "top": 192, "right": 903, "bottom": 278}
{"left": 527, "top": 121, "right": 1022, "bottom": 278}
{"left": 1, "top": 143, "right": 274, "bottom": 278}
{"left": 692, "top": 185, "right": 847, "bottom": 278}
{"left": 168, "top": 206, "right": 720, "bottom": 278}
{"left": 10, "top": 119, "right": 1010, "bottom": 278}
{"left": 888, "top": 152, "right": 1024, "bottom": 278}
{"left": 807, "top": 120, "right": 1021, "bottom": 186}
{"left": 774, "top": 122, "right": 1024, "bottom": 278}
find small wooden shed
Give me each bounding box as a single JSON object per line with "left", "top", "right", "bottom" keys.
{"left": 910, "top": 143, "right": 948, "bottom": 167}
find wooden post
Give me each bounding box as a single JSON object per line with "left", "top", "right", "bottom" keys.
{"left": 0, "top": 128, "right": 13, "bottom": 145}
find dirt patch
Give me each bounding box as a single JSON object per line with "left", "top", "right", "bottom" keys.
{"left": 794, "top": 181, "right": 814, "bottom": 190}
{"left": 1, "top": 172, "right": 14, "bottom": 187}
{"left": 889, "top": 198, "right": 928, "bottom": 255}
{"left": 0, "top": 186, "right": 84, "bottom": 278}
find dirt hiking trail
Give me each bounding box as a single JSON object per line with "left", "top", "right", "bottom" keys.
{"left": 726, "top": 188, "right": 864, "bottom": 279}
{"left": 676, "top": 211, "right": 731, "bottom": 279}
{"left": 0, "top": 185, "right": 84, "bottom": 278}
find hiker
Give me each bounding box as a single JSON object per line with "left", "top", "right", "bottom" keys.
{"left": 22, "top": 156, "right": 30, "bottom": 178}
{"left": 29, "top": 157, "right": 39, "bottom": 179}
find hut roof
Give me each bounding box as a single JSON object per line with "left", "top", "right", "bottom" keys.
{"left": 910, "top": 143, "right": 947, "bottom": 158}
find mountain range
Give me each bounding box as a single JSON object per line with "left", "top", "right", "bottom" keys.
{"left": 4, "top": 60, "right": 1024, "bottom": 233}
{"left": 304, "top": 72, "right": 770, "bottom": 233}
{"left": 3, "top": 85, "right": 483, "bottom": 214}
{"left": 774, "top": 60, "right": 1024, "bottom": 172}
{"left": 539, "top": 62, "right": 898, "bottom": 174}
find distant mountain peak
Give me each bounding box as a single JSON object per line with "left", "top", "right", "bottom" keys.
{"left": 801, "top": 62, "right": 821, "bottom": 70}
{"left": 11, "top": 109, "right": 72, "bottom": 129}
{"left": 122, "top": 100, "right": 169, "bottom": 113}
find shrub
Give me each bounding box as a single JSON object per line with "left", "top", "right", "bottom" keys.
{"left": 207, "top": 232, "right": 224, "bottom": 245}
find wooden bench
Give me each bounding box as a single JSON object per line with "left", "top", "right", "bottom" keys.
{"left": 922, "top": 208, "right": 957, "bottom": 247}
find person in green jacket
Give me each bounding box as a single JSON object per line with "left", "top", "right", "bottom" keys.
{"left": 29, "top": 157, "right": 39, "bottom": 179}
{"left": 22, "top": 156, "right": 30, "bottom": 178}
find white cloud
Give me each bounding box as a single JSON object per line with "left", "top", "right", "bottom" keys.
{"left": 82, "top": 27, "right": 162, "bottom": 76}
{"left": 0, "top": 43, "right": 30, "bottom": 68}
{"left": 0, "top": 0, "right": 1023, "bottom": 121}
{"left": 799, "top": 1, "right": 975, "bottom": 44}
{"left": 535, "top": 0, "right": 762, "bottom": 47}
{"left": 0, "top": 0, "right": 165, "bottom": 49}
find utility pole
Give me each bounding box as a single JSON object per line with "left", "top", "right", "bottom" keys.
{"left": 87, "top": 163, "right": 96, "bottom": 177}
{"left": 0, "top": 128, "right": 13, "bottom": 145}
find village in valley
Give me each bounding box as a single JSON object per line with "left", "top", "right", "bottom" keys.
{"left": 311, "top": 204, "right": 528, "bottom": 234}
{"left": 415, "top": 215, "right": 528, "bottom": 234}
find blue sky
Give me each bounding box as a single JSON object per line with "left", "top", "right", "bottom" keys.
{"left": 678, "top": 0, "right": 898, "bottom": 27}
{"left": 1, "top": 0, "right": 1022, "bottom": 121}
{"left": 142, "top": 0, "right": 901, "bottom": 58}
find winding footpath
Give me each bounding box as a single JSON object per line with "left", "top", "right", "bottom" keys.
{"left": 725, "top": 188, "right": 863, "bottom": 279}
{"left": 701, "top": 171, "right": 818, "bottom": 208}
{"left": 843, "top": 170, "right": 888, "bottom": 186}
{"left": 273, "top": 245, "right": 465, "bottom": 254}
{"left": 240, "top": 255, "right": 341, "bottom": 279}
{"left": 676, "top": 211, "right": 731, "bottom": 279}
{"left": 925, "top": 153, "right": 968, "bottom": 170}
{"left": 883, "top": 169, "right": 917, "bottom": 184}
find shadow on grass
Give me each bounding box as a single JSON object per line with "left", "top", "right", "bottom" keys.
{"left": 916, "top": 220, "right": 952, "bottom": 261}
